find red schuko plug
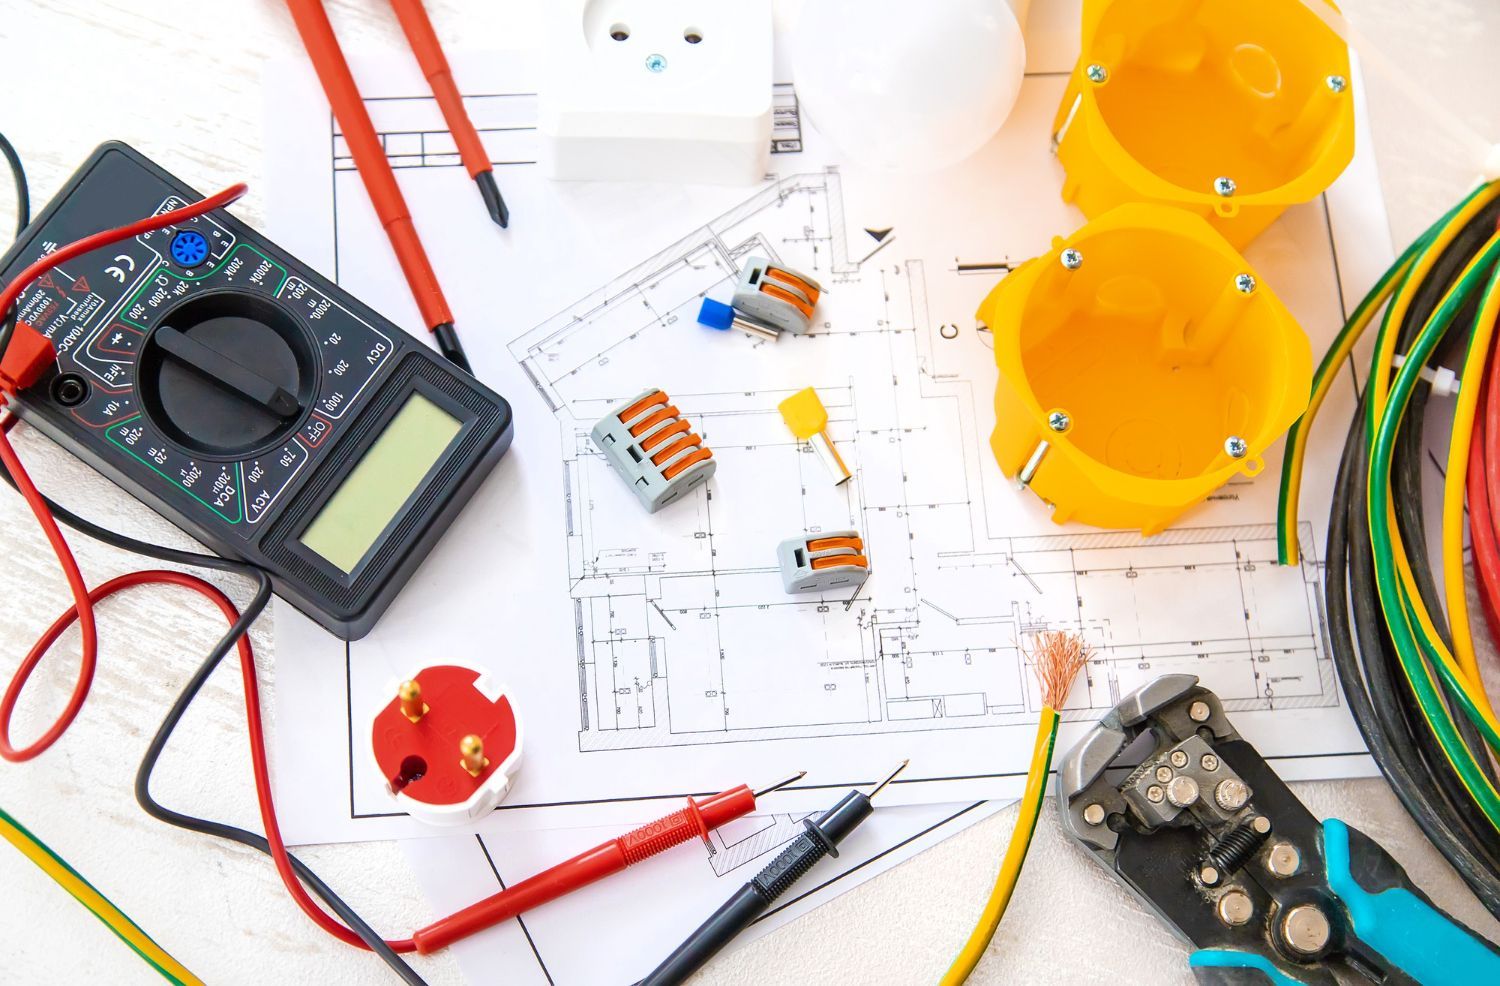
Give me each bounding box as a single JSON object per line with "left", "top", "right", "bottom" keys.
{"left": 370, "top": 664, "right": 522, "bottom": 826}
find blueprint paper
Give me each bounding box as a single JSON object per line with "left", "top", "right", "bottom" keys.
{"left": 265, "top": 17, "right": 1391, "bottom": 845}
{"left": 402, "top": 800, "right": 1003, "bottom": 985}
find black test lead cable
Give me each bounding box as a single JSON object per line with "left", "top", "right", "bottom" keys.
{"left": 0, "top": 424, "right": 427, "bottom": 986}
{"left": 0, "top": 131, "right": 28, "bottom": 239}
{"left": 638, "top": 760, "right": 910, "bottom": 986}
{"left": 0, "top": 137, "right": 427, "bottom": 986}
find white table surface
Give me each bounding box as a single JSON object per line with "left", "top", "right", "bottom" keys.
{"left": 2, "top": 2, "right": 1499, "bottom": 983}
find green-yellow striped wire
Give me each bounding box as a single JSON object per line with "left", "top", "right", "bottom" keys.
{"left": 0, "top": 805, "right": 203, "bottom": 984}
{"left": 1366, "top": 231, "right": 1500, "bottom": 832}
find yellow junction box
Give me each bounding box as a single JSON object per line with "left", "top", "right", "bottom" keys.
{"left": 1054, "top": 0, "right": 1354, "bottom": 248}
{"left": 980, "top": 204, "right": 1311, "bottom": 535}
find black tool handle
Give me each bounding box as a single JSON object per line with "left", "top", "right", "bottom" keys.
{"left": 639, "top": 885, "right": 767, "bottom": 986}
{"left": 639, "top": 792, "right": 874, "bottom": 986}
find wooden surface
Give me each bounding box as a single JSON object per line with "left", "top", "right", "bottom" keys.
{"left": 1, "top": 2, "right": 1498, "bottom": 983}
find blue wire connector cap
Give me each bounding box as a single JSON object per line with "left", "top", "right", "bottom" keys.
{"left": 697, "top": 297, "right": 736, "bottom": 330}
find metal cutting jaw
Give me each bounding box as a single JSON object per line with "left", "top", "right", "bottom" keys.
{"left": 1057, "top": 675, "right": 1500, "bottom": 985}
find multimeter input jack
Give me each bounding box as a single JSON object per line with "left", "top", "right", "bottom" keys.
{"left": 50, "top": 373, "right": 89, "bottom": 407}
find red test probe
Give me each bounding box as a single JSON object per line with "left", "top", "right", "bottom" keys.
{"left": 411, "top": 772, "right": 806, "bottom": 954}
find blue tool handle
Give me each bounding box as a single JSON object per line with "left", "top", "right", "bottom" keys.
{"left": 1189, "top": 950, "right": 1308, "bottom": 985}
{"left": 1323, "top": 818, "right": 1500, "bottom": 985}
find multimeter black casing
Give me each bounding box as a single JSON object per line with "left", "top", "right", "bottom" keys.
{"left": 0, "top": 142, "right": 513, "bottom": 639}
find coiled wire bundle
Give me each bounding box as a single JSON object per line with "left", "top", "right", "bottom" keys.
{"left": 1280, "top": 179, "right": 1500, "bottom": 918}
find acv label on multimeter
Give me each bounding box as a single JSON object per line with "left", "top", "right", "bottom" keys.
{"left": 0, "top": 142, "right": 514, "bottom": 639}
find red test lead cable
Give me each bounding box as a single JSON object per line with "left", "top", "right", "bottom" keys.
{"left": 0, "top": 188, "right": 800, "bottom": 974}
{"left": 411, "top": 771, "right": 807, "bottom": 954}
{"left": 0, "top": 182, "right": 424, "bottom": 958}
{"left": 0, "top": 184, "right": 247, "bottom": 762}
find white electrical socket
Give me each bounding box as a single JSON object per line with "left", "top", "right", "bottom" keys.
{"left": 538, "top": 0, "right": 772, "bottom": 185}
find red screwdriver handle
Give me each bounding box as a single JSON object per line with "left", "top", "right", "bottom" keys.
{"left": 412, "top": 784, "right": 758, "bottom": 954}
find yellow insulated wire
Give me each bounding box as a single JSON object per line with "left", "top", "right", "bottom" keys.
{"left": 1278, "top": 267, "right": 1404, "bottom": 566}
{"left": 1279, "top": 180, "right": 1500, "bottom": 567}
{"left": 1372, "top": 226, "right": 1500, "bottom": 741}
{"left": 943, "top": 630, "right": 1088, "bottom": 985}
{"left": 0, "top": 807, "right": 203, "bottom": 985}
{"left": 940, "top": 708, "right": 1056, "bottom": 986}
{"left": 1442, "top": 276, "right": 1500, "bottom": 707}
{"left": 1368, "top": 196, "right": 1500, "bottom": 691}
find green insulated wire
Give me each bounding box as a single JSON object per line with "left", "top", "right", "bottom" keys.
{"left": 1274, "top": 184, "right": 1483, "bottom": 566}
{"left": 1367, "top": 238, "right": 1500, "bottom": 832}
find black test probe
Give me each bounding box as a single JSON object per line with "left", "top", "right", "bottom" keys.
{"left": 638, "top": 761, "right": 909, "bottom": 986}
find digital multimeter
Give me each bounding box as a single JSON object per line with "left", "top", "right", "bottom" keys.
{"left": 0, "top": 143, "right": 513, "bottom": 639}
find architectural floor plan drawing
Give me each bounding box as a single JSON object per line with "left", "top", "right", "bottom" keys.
{"left": 510, "top": 171, "right": 1338, "bottom": 756}
{"left": 265, "top": 29, "right": 1386, "bottom": 848}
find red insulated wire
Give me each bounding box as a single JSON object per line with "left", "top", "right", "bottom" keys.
{"left": 1469, "top": 363, "right": 1500, "bottom": 643}
{"left": 0, "top": 185, "right": 415, "bottom": 951}
{"left": 0, "top": 184, "right": 248, "bottom": 322}
{"left": 1470, "top": 214, "right": 1500, "bottom": 649}
{"left": 0, "top": 184, "right": 248, "bottom": 762}
{"left": 12, "top": 566, "right": 417, "bottom": 953}
{"left": 237, "top": 602, "right": 415, "bottom": 953}
{"left": 0, "top": 424, "right": 96, "bottom": 761}
{"left": 1481, "top": 333, "right": 1500, "bottom": 633}
{"left": 1475, "top": 326, "right": 1500, "bottom": 643}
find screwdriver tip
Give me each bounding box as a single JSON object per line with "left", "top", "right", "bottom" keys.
{"left": 475, "top": 170, "right": 509, "bottom": 229}
{"left": 868, "top": 760, "right": 909, "bottom": 801}
{"left": 753, "top": 770, "right": 807, "bottom": 799}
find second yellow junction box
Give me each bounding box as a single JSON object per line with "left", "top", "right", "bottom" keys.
{"left": 980, "top": 204, "right": 1312, "bottom": 535}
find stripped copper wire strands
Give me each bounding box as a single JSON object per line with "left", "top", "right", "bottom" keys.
{"left": 1028, "top": 629, "right": 1092, "bottom": 709}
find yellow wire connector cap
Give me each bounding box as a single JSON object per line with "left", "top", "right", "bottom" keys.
{"left": 980, "top": 204, "right": 1311, "bottom": 535}
{"left": 779, "top": 387, "right": 851, "bottom": 485}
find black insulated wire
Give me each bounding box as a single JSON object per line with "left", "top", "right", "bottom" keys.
{"left": 1323, "top": 194, "right": 1500, "bottom": 920}
{"left": 0, "top": 140, "right": 425, "bottom": 985}
{"left": 0, "top": 131, "right": 28, "bottom": 239}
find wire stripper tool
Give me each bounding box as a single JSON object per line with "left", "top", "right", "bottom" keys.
{"left": 1057, "top": 675, "right": 1500, "bottom": 985}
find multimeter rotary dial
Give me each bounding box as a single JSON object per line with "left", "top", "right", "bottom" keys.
{"left": 138, "top": 290, "right": 317, "bottom": 458}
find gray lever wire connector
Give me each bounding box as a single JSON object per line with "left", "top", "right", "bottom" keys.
{"left": 732, "top": 257, "right": 823, "bottom": 336}
{"left": 591, "top": 388, "right": 716, "bottom": 513}
{"left": 776, "top": 530, "right": 868, "bottom": 593}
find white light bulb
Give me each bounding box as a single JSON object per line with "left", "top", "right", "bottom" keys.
{"left": 790, "top": 0, "right": 1028, "bottom": 173}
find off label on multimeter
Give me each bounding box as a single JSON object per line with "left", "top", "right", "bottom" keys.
{"left": 0, "top": 143, "right": 513, "bottom": 639}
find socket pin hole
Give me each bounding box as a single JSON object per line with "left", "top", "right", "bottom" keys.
{"left": 684, "top": 27, "right": 703, "bottom": 44}
{"left": 391, "top": 755, "right": 428, "bottom": 793}
{"left": 610, "top": 23, "right": 630, "bottom": 41}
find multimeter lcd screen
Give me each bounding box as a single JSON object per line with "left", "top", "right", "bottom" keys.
{"left": 299, "top": 393, "right": 462, "bottom": 573}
